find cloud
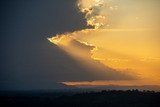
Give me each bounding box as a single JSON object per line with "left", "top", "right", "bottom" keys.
{"left": 77, "top": 0, "right": 160, "bottom": 29}
{"left": 48, "top": 30, "right": 136, "bottom": 82}
{"left": 77, "top": 0, "right": 115, "bottom": 29}
{"left": 47, "top": 0, "right": 160, "bottom": 86}
{"left": 0, "top": 0, "right": 89, "bottom": 90}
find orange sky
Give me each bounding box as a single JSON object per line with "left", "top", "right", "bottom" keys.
{"left": 48, "top": 0, "right": 160, "bottom": 87}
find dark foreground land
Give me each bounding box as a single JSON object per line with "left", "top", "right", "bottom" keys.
{"left": 0, "top": 90, "right": 160, "bottom": 107}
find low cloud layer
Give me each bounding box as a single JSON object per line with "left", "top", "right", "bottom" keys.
{"left": 48, "top": 34, "right": 135, "bottom": 81}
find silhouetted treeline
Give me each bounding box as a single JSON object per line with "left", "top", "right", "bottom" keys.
{"left": 0, "top": 90, "right": 160, "bottom": 107}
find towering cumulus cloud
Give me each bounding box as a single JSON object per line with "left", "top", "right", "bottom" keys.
{"left": 48, "top": 0, "right": 160, "bottom": 86}
{"left": 77, "top": 0, "right": 118, "bottom": 29}
{"left": 48, "top": 0, "right": 113, "bottom": 60}
{"left": 77, "top": 0, "right": 106, "bottom": 29}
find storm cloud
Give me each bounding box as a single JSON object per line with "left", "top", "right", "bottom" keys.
{"left": 0, "top": 0, "right": 87, "bottom": 90}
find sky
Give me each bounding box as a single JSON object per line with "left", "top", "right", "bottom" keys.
{"left": 0, "top": 0, "right": 160, "bottom": 90}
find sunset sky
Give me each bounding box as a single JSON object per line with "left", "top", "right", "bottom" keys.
{"left": 49, "top": 0, "right": 160, "bottom": 87}
{"left": 1, "top": 0, "right": 160, "bottom": 90}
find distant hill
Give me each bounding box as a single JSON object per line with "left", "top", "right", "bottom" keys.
{"left": 76, "top": 85, "right": 160, "bottom": 91}
{"left": 0, "top": 90, "right": 160, "bottom": 107}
